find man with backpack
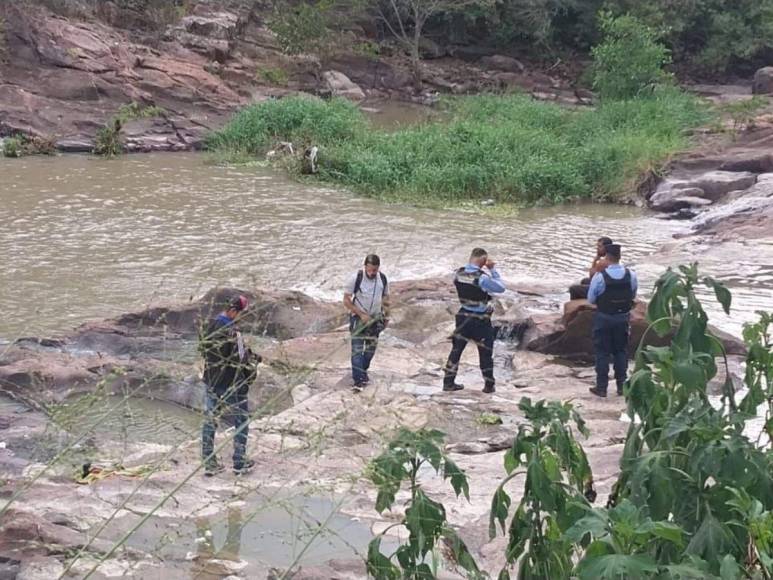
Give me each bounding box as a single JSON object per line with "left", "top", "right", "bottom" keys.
{"left": 343, "top": 254, "right": 390, "bottom": 392}
{"left": 443, "top": 248, "right": 506, "bottom": 394}
{"left": 199, "top": 295, "right": 260, "bottom": 476}
{"left": 587, "top": 243, "right": 638, "bottom": 398}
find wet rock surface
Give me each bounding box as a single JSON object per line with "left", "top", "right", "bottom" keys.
{"left": 0, "top": 275, "right": 650, "bottom": 578}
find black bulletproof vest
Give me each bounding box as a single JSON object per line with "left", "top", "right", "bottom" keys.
{"left": 454, "top": 267, "right": 491, "bottom": 308}
{"left": 597, "top": 269, "right": 634, "bottom": 314}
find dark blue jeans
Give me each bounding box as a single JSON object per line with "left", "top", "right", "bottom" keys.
{"left": 201, "top": 389, "right": 249, "bottom": 469}
{"left": 350, "top": 315, "right": 381, "bottom": 385}
{"left": 592, "top": 311, "right": 630, "bottom": 393}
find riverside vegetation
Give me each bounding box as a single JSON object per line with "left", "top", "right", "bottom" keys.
{"left": 209, "top": 14, "right": 710, "bottom": 206}
{"left": 367, "top": 266, "right": 773, "bottom": 579}
{"left": 208, "top": 89, "right": 707, "bottom": 205}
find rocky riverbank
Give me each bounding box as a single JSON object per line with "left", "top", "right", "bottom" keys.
{"left": 0, "top": 262, "right": 752, "bottom": 578}
{"left": 0, "top": 1, "right": 585, "bottom": 154}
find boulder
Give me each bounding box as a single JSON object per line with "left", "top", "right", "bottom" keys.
{"left": 480, "top": 55, "right": 525, "bottom": 73}
{"left": 322, "top": 70, "right": 366, "bottom": 101}
{"left": 650, "top": 186, "right": 707, "bottom": 211}
{"left": 719, "top": 152, "right": 773, "bottom": 173}
{"left": 685, "top": 171, "right": 757, "bottom": 200}
{"left": 651, "top": 171, "right": 757, "bottom": 208}
{"left": 752, "top": 67, "right": 773, "bottom": 95}
{"left": 524, "top": 299, "right": 745, "bottom": 361}
{"left": 177, "top": 12, "right": 243, "bottom": 40}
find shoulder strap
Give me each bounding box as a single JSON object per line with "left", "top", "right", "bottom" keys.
{"left": 353, "top": 270, "right": 364, "bottom": 296}
{"left": 380, "top": 272, "right": 387, "bottom": 297}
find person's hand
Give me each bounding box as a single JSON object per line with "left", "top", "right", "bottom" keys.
{"left": 485, "top": 258, "right": 496, "bottom": 270}
{"left": 360, "top": 313, "right": 371, "bottom": 324}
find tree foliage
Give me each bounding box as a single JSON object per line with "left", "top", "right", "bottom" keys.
{"left": 591, "top": 13, "right": 672, "bottom": 100}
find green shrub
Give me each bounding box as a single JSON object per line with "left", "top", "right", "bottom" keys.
{"left": 207, "top": 96, "right": 367, "bottom": 154}
{"left": 116, "top": 102, "right": 165, "bottom": 122}
{"left": 209, "top": 91, "right": 708, "bottom": 205}
{"left": 93, "top": 120, "right": 123, "bottom": 157}
{"left": 2, "top": 137, "right": 21, "bottom": 158}
{"left": 258, "top": 68, "right": 289, "bottom": 87}
{"left": 591, "top": 13, "right": 672, "bottom": 101}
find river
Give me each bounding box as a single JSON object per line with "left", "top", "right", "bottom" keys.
{"left": 0, "top": 152, "right": 769, "bottom": 340}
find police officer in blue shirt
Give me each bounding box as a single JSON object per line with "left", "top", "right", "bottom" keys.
{"left": 587, "top": 243, "right": 638, "bottom": 397}
{"left": 443, "top": 248, "right": 506, "bottom": 394}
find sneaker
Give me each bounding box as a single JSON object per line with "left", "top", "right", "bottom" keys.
{"left": 204, "top": 462, "right": 225, "bottom": 477}
{"left": 233, "top": 459, "right": 255, "bottom": 476}
{"left": 352, "top": 382, "right": 365, "bottom": 393}
{"left": 616, "top": 385, "right": 625, "bottom": 396}
{"left": 589, "top": 387, "right": 607, "bottom": 398}
{"left": 442, "top": 383, "right": 465, "bottom": 392}
{"left": 482, "top": 384, "right": 496, "bottom": 394}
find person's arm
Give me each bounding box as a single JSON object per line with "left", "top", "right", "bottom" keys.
{"left": 587, "top": 272, "right": 605, "bottom": 304}
{"left": 480, "top": 259, "right": 506, "bottom": 294}
{"left": 630, "top": 270, "right": 639, "bottom": 299}
{"left": 589, "top": 256, "right": 609, "bottom": 278}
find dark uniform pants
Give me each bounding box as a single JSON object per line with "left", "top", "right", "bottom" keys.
{"left": 443, "top": 309, "right": 495, "bottom": 388}
{"left": 593, "top": 311, "right": 630, "bottom": 393}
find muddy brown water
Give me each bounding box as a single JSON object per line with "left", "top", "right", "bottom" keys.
{"left": 1, "top": 153, "right": 693, "bottom": 340}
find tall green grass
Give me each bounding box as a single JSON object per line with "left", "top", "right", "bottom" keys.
{"left": 208, "top": 90, "right": 709, "bottom": 205}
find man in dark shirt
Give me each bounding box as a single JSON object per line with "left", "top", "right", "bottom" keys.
{"left": 587, "top": 244, "right": 638, "bottom": 397}
{"left": 199, "top": 295, "right": 260, "bottom": 475}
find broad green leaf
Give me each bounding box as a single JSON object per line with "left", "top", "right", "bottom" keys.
{"left": 719, "top": 554, "right": 742, "bottom": 580}
{"left": 505, "top": 506, "right": 529, "bottom": 564}
{"left": 575, "top": 553, "right": 658, "bottom": 579}
{"left": 497, "top": 569, "right": 511, "bottom": 580}
{"left": 527, "top": 458, "right": 556, "bottom": 511}
{"left": 703, "top": 277, "right": 732, "bottom": 315}
{"left": 366, "top": 537, "right": 401, "bottom": 580}
{"left": 443, "top": 458, "right": 469, "bottom": 500}
{"left": 564, "top": 509, "right": 609, "bottom": 543}
{"left": 441, "top": 526, "right": 481, "bottom": 576}
{"left": 405, "top": 489, "right": 445, "bottom": 558}
{"left": 489, "top": 486, "right": 511, "bottom": 538}
{"left": 651, "top": 521, "right": 685, "bottom": 547}
{"left": 685, "top": 513, "right": 733, "bottom": 563}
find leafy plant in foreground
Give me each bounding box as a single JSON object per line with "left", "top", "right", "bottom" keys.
{"left": 489, "top": 398, "right": 594, "bottom": 579}
{"left": 366, "top": 428, "right": 483, "bottom": 579}
{"left": 594, "top": 264, "right": 773, "bottom": 578}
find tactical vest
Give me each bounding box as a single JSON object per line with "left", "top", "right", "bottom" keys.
{"left": 597, "top": 269, "right": 634, "bottom": 314}
{"left": 454, "top": 267, "right": 491, "bottom": 309}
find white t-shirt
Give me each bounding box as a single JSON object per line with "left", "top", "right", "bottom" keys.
{"left": 345, "top": 271, "right": 388, "bottom": 316}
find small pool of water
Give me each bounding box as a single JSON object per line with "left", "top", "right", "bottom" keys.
{"left": 51, "top": 393, "right": 203, "bottom": 447}
{"left": 120, "top": 492, "right": 397, "bottom": 575}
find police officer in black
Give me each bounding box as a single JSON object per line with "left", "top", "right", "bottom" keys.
{"left": 587, "top": 243, "right": 638, "bottom": 397}
{"left": 443, "top": 248, "right": 506, "bottom": 394}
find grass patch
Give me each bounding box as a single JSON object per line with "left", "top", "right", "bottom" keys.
{"left": 208, "top": 90, "right": 709, "bottom": 205}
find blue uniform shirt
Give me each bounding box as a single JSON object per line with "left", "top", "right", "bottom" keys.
{"left": 587, "top": 264, "right": 638, "bottom": 305}
{"left": 461, "top": 264, "right": 506, "bottom": 313}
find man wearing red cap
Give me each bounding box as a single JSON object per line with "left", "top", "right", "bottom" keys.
{"left": 199, "top": 294, "right": 259, "bottom": 475}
